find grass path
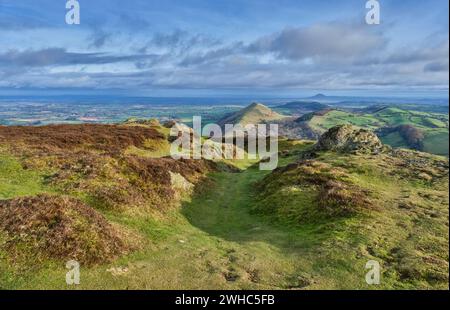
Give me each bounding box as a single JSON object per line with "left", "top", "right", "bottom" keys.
{"left": 128, "top": 166, "right": 321, "bottom": 289}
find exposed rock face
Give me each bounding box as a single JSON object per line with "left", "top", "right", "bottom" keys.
{"left": 314, "top": 125, "right": 384, "bottom": 153}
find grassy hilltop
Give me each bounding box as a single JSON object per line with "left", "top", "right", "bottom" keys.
{"left": 0, "top": 118, "right": 448, "bottom": 289}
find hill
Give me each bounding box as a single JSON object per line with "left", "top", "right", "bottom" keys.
{"left": 275, "top": 101, "right": 329, "bottom": 115}
{"left": 279, "top": 107, "right": 449, "bottom": 156}
{"left": 308, "top": 93, "right": 328, "bottom": 100}
{"left": 252, "top": 126, "right": 449, "bottom": 288}
{"left": 377, "top": 124, "right": 425, "bottom": 151}
{"left": 0, "top": 123, "right": 448, "bottom": 289}
{"left": 218, "top": 102, "right": 285, "bottom": 127}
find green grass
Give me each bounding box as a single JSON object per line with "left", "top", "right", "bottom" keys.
{"left": 304, "top": 108, "right": 449, "bottom": 156}
{"left": 423, "top": 117, "right": 447, "bottom": 128}
{"left": 0, "top": 154, "right": 53, "bottom": 199}
{"left": 423, "top": 130, "right": 449, "bottom": 156}
{"left": 309, "top": 110, "right": 381, "bottom": 132}
{"left": 0, "top": 148, "right": 382, "bottom": 289}
{"left": 0, "top": 136, "right": 448, "bottom": 290}
{"left": 380, "top": 132, "right": 409, "bottom": 149}
{"left": 251, "top": 150, "right": 449, "bottom": 289}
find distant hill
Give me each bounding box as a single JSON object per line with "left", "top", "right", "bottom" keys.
{"left": 356, "top": 105, "right": 390, "bottom": 114}
{"left": 295, "top": 108, "right": 336, "bottom": 122}
{"left": 278, "top": 106, "right": 449, "bottom": 156}
{"left": 218, "top": 102, "right": 285, "bottom": 127}
{"left": 275, "top": 101, "right": 329, "bottom": 115}
{"left": 308, "top": 93, "right": 328, "bottom": 100}
{"left": 303, "top": 94, "right": 449, "bottom": 107}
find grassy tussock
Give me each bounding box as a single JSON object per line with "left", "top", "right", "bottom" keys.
{"left": 317, "top": 180, "right": 372, "bottom": 217}
{"left": 253, "top": 160, "right": 373, "bottom": 223}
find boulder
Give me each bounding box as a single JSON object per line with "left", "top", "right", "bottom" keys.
{"left": 314, "top": 125, "right": 384, "bottom": 154}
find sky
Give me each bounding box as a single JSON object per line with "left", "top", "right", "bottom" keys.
{"left": 0, "top": 0, "right": 448, "bottom": 97}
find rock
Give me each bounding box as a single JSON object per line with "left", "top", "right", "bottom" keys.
{"left": 163, "top": 120, "right": 177, "bottom": 128}
{"left": 417, "top": 172, "right": 433, "bottom": 182}
{"left": 314, "top": 125, "right": 384, "bottom": 154}
{"left": 170, "top": 172, "right": 194, "bottom": 198}
{"left": 167, "top": 122, "right": 199, "bottom": 143}
{"left": 124, "top": 118, "right": 161, "bottom": 126}
{"left": 106, "top": 266, "right": 129, "bottom": 276}
{"left": 202, "top": 139, "right": 237, "bottom": 159}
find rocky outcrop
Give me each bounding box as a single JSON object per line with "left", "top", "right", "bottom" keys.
{"left": 314, "top": 125, "right": 384, "bottom": 154}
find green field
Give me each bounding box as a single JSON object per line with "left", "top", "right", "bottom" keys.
{"left": 302, "top": 107, "right": 449, "bottom": 156}
{"left": 423, "top": 130, "right": 450, "bottom": 156}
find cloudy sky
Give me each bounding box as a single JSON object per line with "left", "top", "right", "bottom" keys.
{"left": 0, "top": 0, "right": 448, "bottom": 96}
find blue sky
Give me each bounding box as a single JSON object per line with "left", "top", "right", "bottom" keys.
{"left": 0, "top": 0, "right": 448, "bottom": 96}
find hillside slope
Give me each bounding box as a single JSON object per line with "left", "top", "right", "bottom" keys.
{"left": 0, "top": 123, "right": 448, "bottom": 289}
{"left": 274, "top": 101, "right": 329, "bottom": 115}
{"left": 254, "top": 126, "right": 449, "bottom": 288}
{"left": 279, "top": 107, "right": 449, "bottom": 156}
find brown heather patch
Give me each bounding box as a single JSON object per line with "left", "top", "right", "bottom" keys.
{"left": 317, "top": 180, "right": 373, "bottom": 217}
{"left": 116, "top": 156, "right": 219, "bottom": 210}
{"left": 268, "top": 160, "right": 350, "bottom": 186}
{"left": 123, "top": 156, "right": 218, "bottom": 185}
{"left": 43, "top": 155, "right": 219, "bottom": 212}
{"left": 0, "top": 124, "right": 165, "bottom": 155}
{"left": 0, "top": 194, "right": 137, "bottom": 265}
{"left": 20, "top": 154, "right": 218, "bottom": 213}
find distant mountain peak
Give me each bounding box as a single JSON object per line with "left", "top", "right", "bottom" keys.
{"left": 248, "top": 102, "right": 264, "bottom": 107}
{"left": 219, "top": 102, "right": 284, "bottom": 126}
{"left": 244, "top": 102, "right": 268, "bottom": 111}
{"left": 310, "top": 93, "right": 327, "bottom": 99}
